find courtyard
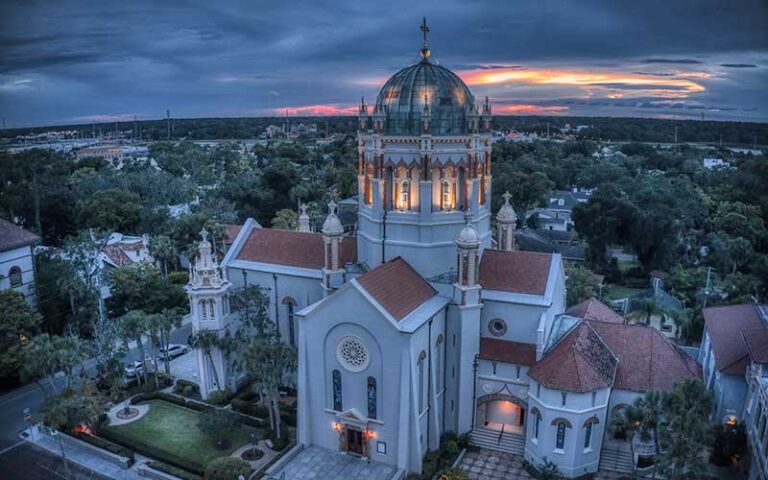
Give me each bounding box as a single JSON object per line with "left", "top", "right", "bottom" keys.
{"left": 102, "top": 399, "right": 265, "bottom": 473}
{"left": 270, "top": 444, "right": 399, "bottom": 480}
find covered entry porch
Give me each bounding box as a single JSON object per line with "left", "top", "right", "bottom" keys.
{"left": 475, "top": 391, "right": 527, "bottom": 436}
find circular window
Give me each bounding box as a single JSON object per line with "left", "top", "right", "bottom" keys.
{"left": 488, "top": 319, "right": 507, "bottom": 337}
{"left": 336, "top": 336, "right": 370, "bottom": 372}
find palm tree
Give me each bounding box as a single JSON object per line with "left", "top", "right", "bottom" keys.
{"left": 157, "top": 308, "right": 183, "bottom": 376}
{"left": 610, "top": 404, "right": 644, "bottom": 474}
{"left": 668, "top": 308, "right": 696, "bottom": 342}
{"left": 149, "top": 235, "right": 177, "bottom": 278}
{"left": 632, "top": 390, "right": 665, "bottom": 479}
{"left": 118, "top": 310, "right": 150, "bottom": 386}
{"left": 188, "top": 330, "right": 222, "bottom": 392}
{"left": 627, "top": 297, "right": 665, "bottom": 326}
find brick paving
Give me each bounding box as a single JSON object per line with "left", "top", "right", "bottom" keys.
{"left": 458, "top": 449, "right": 533, "bottom": 479}
{"left": 270, "top": 444, "right": 398, "bottom": 480}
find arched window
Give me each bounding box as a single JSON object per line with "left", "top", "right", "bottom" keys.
{"left": 435, "top": 335, "right": 444, "bottom": 392}
{"left": 367, "top": 377, "right": 377, "bottom": 419}
{"left": 531, "top": 407, "right": 542, "bottom": 441}
{"left": 332, "top": 369, "right": 342, "bottom": 411}
{"left": 583, "top": 417, "right": 599, "bottom": 450}
{"left": 551, "top": 418, "right": 572, "bottom": 451}
{"left": 283, "top": 297, "right": 297, "bottom": 346}
{"left": 208, "top": 300, "right": 215, "bottom": 320}
{"left": 418, "top": 351, "right": 427, "bottom": 413}
{"left": 8, "top": 266, "right": 22, "bottom": 287}
{"left": 399, "top": 180, "right": 410, "bottom": 210}
{"left": 441, "top": 180, "right": 451, "bottom": 211}
{"left": 199, "top": 300, "right": 208, "bottom": 321}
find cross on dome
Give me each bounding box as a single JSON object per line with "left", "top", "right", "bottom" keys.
{"left": 420, "top": 17, "right": 431, "bottom": 60}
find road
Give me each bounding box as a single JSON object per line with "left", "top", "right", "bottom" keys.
{"left": 0, "top": 322, "right": 192, "bottom": 450}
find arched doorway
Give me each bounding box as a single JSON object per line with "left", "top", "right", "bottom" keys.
{"left": 476, "top": 393, "right": 526, "bottom": 434}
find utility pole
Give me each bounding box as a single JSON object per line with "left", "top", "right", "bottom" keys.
{"left": 166, "top": 109, "right": 171, "bottom": 140}
{"left": 547, "top": 122, "right": 550, "bottom": 140}
{"left": 674, "top": 126, "right": 678, "bottom": 145}
{"left": 702, "top": 266, "right": 713, "bottom": 309}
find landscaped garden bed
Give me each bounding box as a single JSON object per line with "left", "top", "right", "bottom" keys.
{"left": 98, "top": 399, "right": 265, "bottom": 475}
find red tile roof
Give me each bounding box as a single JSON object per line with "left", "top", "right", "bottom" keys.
{"left": 649, "top": 270, "right": 669, "bottom": 280}
{"left": 236, "top": 228, "right": 357, "bottom": 269}
{"left": 224, "top": 224, "right": 242, "bottom": 244}
{"left": 743, "top": 329, "right": 768, "bottom": 364}
{"left": 0, "top": 218, "right": 40, "bottom": 252}
{"left": 356, "top": 257, "right": 436, "bottom": 321}
{"left": 479, "top": 250, "right": 553, "bottom": 295}
{"left": 704, "top": 304, "right": 766, "bottom": 375}
{"left": 566, "top": 298, "right": 625, "bottom": 324}
{"left": 589, "top": 321, "right": 701, "bottom": 392}
{"left": 529, "top": 322, "right": 617, "bottom": 393}
{"left": 479, "top": 338, "right": 537, "bottom": 366}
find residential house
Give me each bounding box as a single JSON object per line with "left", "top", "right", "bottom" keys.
{"left": 0, "top": 218, "right": 40, "bottom": 307}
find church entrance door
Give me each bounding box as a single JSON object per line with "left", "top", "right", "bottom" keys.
{"left": 347, "top": 428, "right": 364, "bottom": 455}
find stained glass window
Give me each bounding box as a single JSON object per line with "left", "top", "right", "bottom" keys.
{"left": 584, "top": 421, "right": 593, "bottom": 449}
{"left": 332, "top": 369, "right": 342, "bottom": 411}
{"left": 367, "top": 377, "right": 377, "bottom": 419}
{"left": 556, "top": 423, "right": 566, "bottom": 450}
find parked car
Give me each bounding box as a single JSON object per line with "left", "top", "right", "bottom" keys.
{"left": 158, "top": 344, "right": 190, "bottom": 361}
{"left": 124, "top": 360, "right": 145, "bottom": 378}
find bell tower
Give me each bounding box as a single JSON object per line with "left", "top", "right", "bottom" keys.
{"left": 186, "top": 228, "right": 231, "bottom": 399}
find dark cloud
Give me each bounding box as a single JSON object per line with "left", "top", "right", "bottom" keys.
{"left": 643, "top": 58, "right": 702, "bottom": 64}
{"left": 0, "top": 0, "right": 766, "bottom": 126}
{"left": 720, "top": 63, "right": 758, "bottom": 68}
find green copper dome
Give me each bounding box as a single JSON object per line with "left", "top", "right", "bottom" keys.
{"left": 374, "top": 59, "right": 475, "bottom": 136}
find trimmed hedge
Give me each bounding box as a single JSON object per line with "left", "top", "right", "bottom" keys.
{"left": 130, "top": 391, "right": 186, "bottom": 407}
{"left": 173, "top": 379, "right": 200, "bottom": 395}
{"left": 98, "top": 426, "right": 205, "bottom": 475}
{"left": 231, "top": 399, "right": 269, "bottom": 419}
{"left": 185, "top": 400, "right": 214, "bottom": 413}
{"left": 146, "top": 461, "right": 203, "bottom": 480}
{"left": 74, "top": 433, "right": 135, "bottom": 464}
{"left": 206, "top": 389, "right": 234, "bottom": 406}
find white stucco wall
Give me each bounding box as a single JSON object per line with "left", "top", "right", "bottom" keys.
{"left": 0, "top": 245, "right": 37, "bottom": 306}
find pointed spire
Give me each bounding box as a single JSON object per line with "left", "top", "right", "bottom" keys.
{"left": 420, "top": 17, "right": 431, "bottom": 61}
{"left": 189, "top": 227, "right": 225, "bottom": 289}
{"left": 322, "top": 199, "right": 344, "bottom": 236}
{"left": 496, "top": 191, "right": 517, "bottom": 224}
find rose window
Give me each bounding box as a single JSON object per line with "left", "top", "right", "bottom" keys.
{"left": 336, "top": 336, "right": 370, "bottom": 372}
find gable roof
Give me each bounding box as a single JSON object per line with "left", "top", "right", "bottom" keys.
{"left": 529, "top": 322, "right": 618, "bottom": 393}
{"left": 704, "top": 303, "right": 766, "bottom": 375}
{"left": 236, "top": 228, "right": 357, "bottom": 270}
{"left": 588, "top": 320, "right": 701, "bottom": 392}
{"left": 479, "top": 338, "right": 537, "bottom": 366}
{"left": 355, "top": 257, "right": 436, "bottom": 321}
{"left": 566, "top": 297, "right": 625, "bottom": 324}
{"left": 479, "top": 249, "right": 553, "bottom": 295}
{"left": 743, "top": 329, "right": 768, "bottom": 364}
{"left": 0, "top": 218, "right": 40, "bottom": 252}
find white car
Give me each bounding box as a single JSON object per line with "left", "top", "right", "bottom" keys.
{"left": 124, "top": 360, "right": 145, "bottom": 378}
{"left": 158, "top": 344, "right": 189, "bottom": 361}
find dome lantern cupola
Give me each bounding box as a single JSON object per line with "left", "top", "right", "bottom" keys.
{"left": 496, "top": 191, "right": 517, "bottom": 251}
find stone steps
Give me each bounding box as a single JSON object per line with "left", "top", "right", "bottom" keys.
{"left": 598, "top": 446, "right": 635, "bottom": 474}
{"left": 469, "top": 428, "right": 525, "bottom": 455}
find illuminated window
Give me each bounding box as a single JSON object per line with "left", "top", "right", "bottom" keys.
{"left": 441, "top": 180, "right": 451, "bottom": 210}
{"left": 9, "top": 266, "right": 21, "bottom": 287}
{"left": 400, "top": 181, "right": 410, "bottom": 210}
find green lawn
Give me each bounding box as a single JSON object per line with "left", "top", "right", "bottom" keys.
{"left": 105, "top": 400, "right": 264, "bottom": 471}
{"left": 604, "top": 285, "right": 645, "bottom": 301}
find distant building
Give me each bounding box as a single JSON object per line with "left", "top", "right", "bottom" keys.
{"left": 0, "top": 219, "right": 40, "bottom": 307}
{"left": 533, "top": 189, "right": 591, "bottom": 232}
{"left": 98, "top": 233, "right": 153, "bottom": 299}
{"left": 703, "top": 157, "right": 728, "bottom": 170}
{"left": 265, "top": 124, "right": 283, "bottom": 138}
{"left": 75, "top": 146, "right": 125, "bottom": 167}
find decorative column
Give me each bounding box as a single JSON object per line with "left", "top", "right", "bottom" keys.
{"left": 322, "top": 200, "right": 345, "bottom": 292}
{"left": 496, "top": 191, "right": 517, "bottom": 251}
{"left": 297, "top": 203, "right": 311, "bottom": 233}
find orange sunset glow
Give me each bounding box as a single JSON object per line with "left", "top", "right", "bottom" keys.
{"left": 494, "top": 105, "right": 569, "bottom": 114}
{"left": 458, "top": 67, "right": 707, "bottom": 98}
{"left": 277, "top": 104, "right": 360, "bottom": 116}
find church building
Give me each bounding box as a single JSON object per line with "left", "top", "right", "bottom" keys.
{"left": 186, "top": 21, "right": 701, "bottom": 478}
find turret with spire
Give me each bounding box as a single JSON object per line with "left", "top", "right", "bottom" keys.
{"left": 481, "top": 96, "right": 492, "bottom": 132}
{"left": 189, "top": 228, "right": 227, "bottom": 289}
{"left": 322, "top": 199, "right": 345, "bottom": 291}
{"left": 358, "top": 97, "right": 369, "bottom": 132}
{"left": 496, "top": 191, "right": 517, "bottom": 251}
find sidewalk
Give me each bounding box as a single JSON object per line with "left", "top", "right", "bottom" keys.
{"left": 23, "top": 427, "right": 147, "bottom": 480}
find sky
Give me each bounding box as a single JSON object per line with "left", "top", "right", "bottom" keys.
{"left": 1, "top": 0, "right": 767, "bottom": 128}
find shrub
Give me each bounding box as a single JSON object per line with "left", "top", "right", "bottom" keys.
{"left": 147, "top": 461, "right": 202, "bottom": 480}
{"left": 456, "top": 433, "right": 471, "bottom": 449}
{"left": 75, "top": 433, "right": 135, "bottom": 464}
{"left": 130, "top": 392, "right": 159, "bottom": 405}
{"left": 441, "top": 440, "right": 459, "bottom": 458}
{"left": 204, "top": 457, "right": 251, "bottom": 480}
{"left": 207, "top": 388, "right": 234, "bottom": 406}
{"left": 231, "top": 399, "right": 270, "bottom": 419}
{"left": 185, "top": 400, "right": 214, "bottom": 413}
{"left": 281, "top": 410, "right": 297, "bottom": 427}
{"left": 175, "top": 379, "right": 199, "bottom": 393}
{"left": 436, "top": 468, "right": 470, "bottom": 480}
{"left": 182, "top": 385, "right": 195, "bottom": 397}
{"left": 168, "top": 271, "right": 189, "bottom": 285}
{"left": 267, "top": 430, "right": 290, "bottom": 451}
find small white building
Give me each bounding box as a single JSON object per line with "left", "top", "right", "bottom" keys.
{"left": 0, "top": 218, "right": 40, "bottom": 306}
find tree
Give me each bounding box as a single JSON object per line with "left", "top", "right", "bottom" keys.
{"left": 34, "top": 251, "right": 74, "bottom": 335}
{"left": 632, "top": 391, "right": 665, "bottom": 479}
{"left": 0, "top": 290, "right": 41, "bottom": 383}
{"left": 107, "top": 262, "right": 186, "bottom": 316}
{"left": 706, "top": 233, "right": 754, "bottom": 274}
{"left": 149, "top": 235, "right": 177, "bottom": 277}
{"left": 117, "top": 310, "right": 151, "bottom": 385}
{"left": 565, "top": 264, "right": 599, "bottom": 306}
{"left": 188, "top": 330, "right": 223, "bottom": 392}
{"left": 156, "top": 308, "right": 183, "bottom": 376}
{"left": 198, "top": 409, "right": 238, "bottom": 449}
{"left": 62, "top": 231, "right": 110, "bottom": 336}
{"left": 609, "top": 403, "right": 644, "bottom": 474}
{"left": 204, "top": 457, "right": 251, "bottom": 480}
{"left": 43, "top": 382, "right": 106, "bottom": 431}
{"left": 75, "top": 188, "right": 142, "bottom": 232}
{"left": 271, "top": 208, "right": 298, "bottom": 230}
{"left": 234, "top": 286, "right": 296, "bottom": 439}
{"left": 709, "top": 422, "right": 747, "bottom": 467}
{"left": 21, "top": 334, "right": 63, "bottom": 397}
{"left": 656, "top": 379, "right": 713, "bottom": 480}
{"left": 627, "top": 297, "right": 665, "bottom": 326}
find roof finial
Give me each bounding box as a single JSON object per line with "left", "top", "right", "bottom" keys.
{"left": 420, "top": 17, "right": 431, "bottom": 61}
